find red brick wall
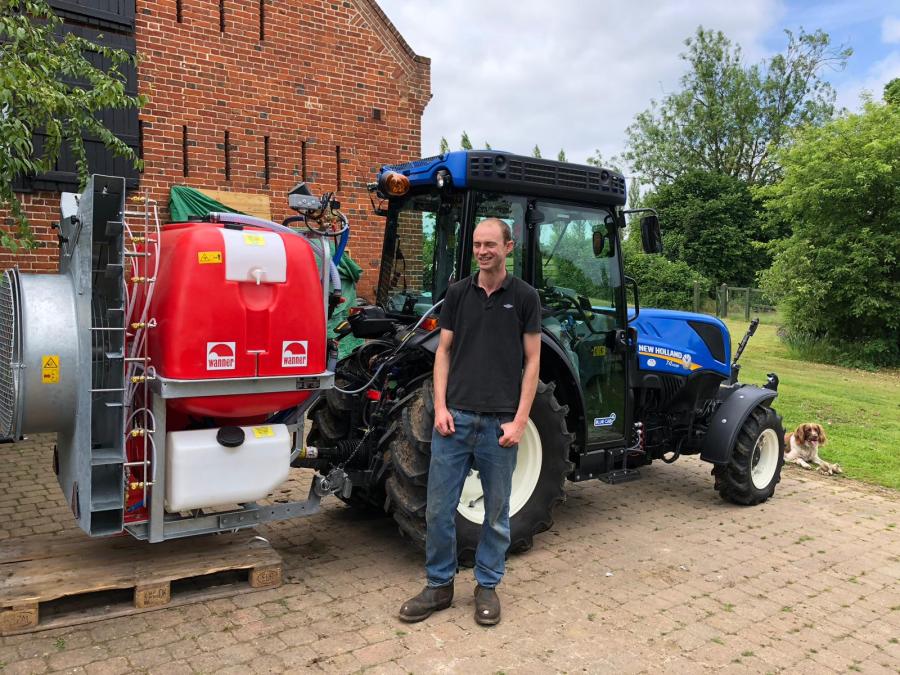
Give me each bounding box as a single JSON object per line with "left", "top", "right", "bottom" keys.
{"left": 1, "top": 0, "right": 431, "bottom": 299}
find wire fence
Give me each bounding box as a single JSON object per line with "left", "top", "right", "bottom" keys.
{"left": 693, "top": 282, "right": 777, "bottom": 320}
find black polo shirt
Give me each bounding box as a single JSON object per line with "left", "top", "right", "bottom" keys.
{"left": 439, "top": 272, "right": 541, "bottom": 414}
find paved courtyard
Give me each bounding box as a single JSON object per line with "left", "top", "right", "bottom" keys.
{"left": 1, "top": 434, "right": 898, "bottom": 674}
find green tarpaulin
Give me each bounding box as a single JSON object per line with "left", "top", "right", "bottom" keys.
{"left": 169, "top": 185, "right": 244, "bottom": 221}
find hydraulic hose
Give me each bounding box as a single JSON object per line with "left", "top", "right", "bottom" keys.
{"left": 208, "top": 212, "right": 341, "bottom": 294}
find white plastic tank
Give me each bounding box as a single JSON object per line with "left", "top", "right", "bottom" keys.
{"left": 165, "top": 424, "right": 291, "bottom": 512}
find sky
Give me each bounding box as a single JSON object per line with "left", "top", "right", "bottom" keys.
{"left": 377, "top": 0, "right": 900, "bottom": 173}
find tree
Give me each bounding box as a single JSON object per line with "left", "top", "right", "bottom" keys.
{"left": 460, "top": 131, "right": 473, "bottom": 150}
{"left": 439, "top": 136, "right": 450, "bottom": 154}
{"left": 0, "top": 0, "right": 146, "bottom": 248}
{"left": 759, "top": 99, "right": 900, "bottom": 366}
{"left": 646, "top": 170, "right": 763, "bottom": 286}
{"left": 484, "top": 141, "right": 492, "bottom": 150}
{"left": 884, "top": 78, "right": 900, "bottom": 106}
{"left": 531, "top": 144, "right": 541, "bottom": 158}
{"left": 557, "top": 149, "right": 566, "bottom": 162}
{"left": 624, "top": 27, "right": 850, "bottom": 187}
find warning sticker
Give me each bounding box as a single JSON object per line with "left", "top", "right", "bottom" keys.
{"left": 41, "top": 355, "right": 60, "bottom": 384}
{"left": 198, "top": 251, "right": 223, "bottom": 264}
{"left": 243, "top": 234, "right": 266, "bottom": 247}
{"left": 282, "top": 340, "right": 308, "bottom": 368}
{"left": 252, "top": 426, "right": 275, "bottom": 438}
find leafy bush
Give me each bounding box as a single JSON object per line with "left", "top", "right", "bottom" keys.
{"left": 625, "top": 253, "right": 709, "bottom": 311}
{"left": 759, "top": 98, "right": 900, "bottom": 368}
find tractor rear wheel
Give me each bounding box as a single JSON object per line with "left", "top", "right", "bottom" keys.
{"left": 385, "top": 378, "right": 574, "bottom": 562}
{"left": 713, "top": 405, "right": 784, "bottom": 505}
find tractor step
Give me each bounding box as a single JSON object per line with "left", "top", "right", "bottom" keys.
{"left": 599, "top": 468, "right": 642, "bottom": 484}
{"left": 0, "top": 529, "right": 282, "bottom": 636}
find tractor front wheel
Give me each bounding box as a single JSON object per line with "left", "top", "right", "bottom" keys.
{"left": 713, "top": 405, "right": 784, "bottom": 505}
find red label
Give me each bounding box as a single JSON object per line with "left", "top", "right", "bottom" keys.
{"left": 207, "top": 342, "right": 236, "bottom": 370}
{"left": 282, "top": 340, "right": 308, "bottom": 368}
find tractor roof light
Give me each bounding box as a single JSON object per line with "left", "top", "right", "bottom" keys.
{"left": 379, "top": 171, "right": 410, "bottom": 197}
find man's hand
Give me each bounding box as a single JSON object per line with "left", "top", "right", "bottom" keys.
{"left": 498, "top": 419, "right": 526, "bottom": 447}
{"left": 434, "top": 407, "right": 455, "bottom": 436}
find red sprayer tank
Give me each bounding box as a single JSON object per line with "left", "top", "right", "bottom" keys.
{"left": 140, "top": 220, "right": 326, "bottom": 420}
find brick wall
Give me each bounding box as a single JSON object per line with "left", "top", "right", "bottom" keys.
{"left": 1, "top": 0, "right": 431, "bottom": 299}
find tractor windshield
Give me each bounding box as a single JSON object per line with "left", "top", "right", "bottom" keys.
{"left": 376, "top": 191, "right": 464, "bottom": 314}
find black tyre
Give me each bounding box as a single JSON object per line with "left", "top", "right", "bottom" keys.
{"left": 712, "top": 405, "right": 784, "bottom": 505}
{"left": 386, "top": 378, "right": 574, "bottom": 562}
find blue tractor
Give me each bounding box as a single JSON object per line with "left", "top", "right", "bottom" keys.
{"left": 304, "top": 150, "right": 784, "bottom": 560}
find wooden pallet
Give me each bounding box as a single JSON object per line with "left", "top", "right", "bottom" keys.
{"left": 0, "top": 529, "right": 282, "bottom": 636}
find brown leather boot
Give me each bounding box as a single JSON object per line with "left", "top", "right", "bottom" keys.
{"left": 398, "top": 583, "right": 454, "bottom": 622}
{"left": 474, "top": 585, "right": 501, "bottom": 625}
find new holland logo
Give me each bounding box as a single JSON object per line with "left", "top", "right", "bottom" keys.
{"left": 282, "top": 340, "right": 308, "bottom": 368}
{"left": 206, "top": 342, "right": 236, "bottom": 370}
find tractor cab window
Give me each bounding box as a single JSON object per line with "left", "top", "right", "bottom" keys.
{"left": 470, "top": 193, "right": 528, "bottom": 277}
{"left": 377, "top": 191, "right": 463, "bottom": 315}
{"left": 535, "top": 202, "right": 621, "bottom": 327}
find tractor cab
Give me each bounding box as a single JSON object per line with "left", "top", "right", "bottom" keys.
{"left": 370, "top": 150, "right": 634, "bottom": 448}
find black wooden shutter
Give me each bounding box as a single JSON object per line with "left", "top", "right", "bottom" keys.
{"left": 15, "top": 1, "right": 138, "bottom": 193}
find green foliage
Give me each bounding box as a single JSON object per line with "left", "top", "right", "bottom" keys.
{"left": 460, "top": 131, "right": 473, "bottom": 150}
{"left": 531, "top": 144, "right": 541, "bottom": 158}
{"left": 646, "top": 170, "right": 764, "bottom": 286}
{"left": 624, "top": 27, "right": 850, "bottom": 187}
{"left": 625, "top": 253, "right": 708, "bottom": 311}
{"left": 0, "top": 0, "right": 146, "bottom": 249}
{"left": 759, "top": 100, "right": 900, "bottom": 367}
{"left": 484, "top": 141, "right": 492, "bottom": 150}
{"left": 885, "top": 78, "right": 900, "bottom": 105}
{"left": 557, "top": 149, "right": 566, "bottom": 162}
{"left": 439, "top": 136, "right": 450, "bottom": 154}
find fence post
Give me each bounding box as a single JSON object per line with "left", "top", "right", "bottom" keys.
{"left": 693, "top": 281, "right": 701, "bottom": 314}
{"left": 745, "top": 288, "right": 751, "bottom": 320}
{"left": 719, "top": 283, "right": 728, "bottom": 317}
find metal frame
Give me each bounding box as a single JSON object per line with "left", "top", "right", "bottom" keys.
{"left": 125, "top": 375, "right": 332, "bottom": 542}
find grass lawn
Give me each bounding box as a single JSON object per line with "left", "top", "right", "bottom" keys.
{"left": 722, "top": 318, "right": 900, "bottom": 490}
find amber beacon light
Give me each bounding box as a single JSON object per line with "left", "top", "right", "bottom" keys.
{"left": 379, "top": 171, "right": 410, "bottom": 197}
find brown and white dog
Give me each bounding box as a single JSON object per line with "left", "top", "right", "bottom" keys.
{"left": 784, "top": 423, "right": 841, "bottom": 475}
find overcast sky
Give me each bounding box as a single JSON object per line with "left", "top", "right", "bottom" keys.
{"left": 378, "top": 0, "right": 900, "bottom": 173}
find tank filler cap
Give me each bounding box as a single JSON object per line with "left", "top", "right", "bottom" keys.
{"left": 216, "top": 426, "right": 246, "bottom": 448}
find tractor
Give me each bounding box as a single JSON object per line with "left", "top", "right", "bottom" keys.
{"left": 304, "top": 150, "right": 785, "bottom": 561}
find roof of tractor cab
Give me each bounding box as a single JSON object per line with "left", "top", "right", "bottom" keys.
{"left": 380, "top": 150, "right": 627, "bottom": 207}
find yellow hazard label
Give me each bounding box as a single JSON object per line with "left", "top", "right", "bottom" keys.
{"left": 252, "top": 426, "right": 275, "bottom": 438}
{"left": 198, "top": 251, "right": 222, "bottom": 264}
{"left": 592, "top": 345, "right": 607, "bottom": 357}
{"left": 41, "top": 355, "right": 60, "bottom": 384}
{"left": 243, "top": 234, "right": 266, "bottom": 247}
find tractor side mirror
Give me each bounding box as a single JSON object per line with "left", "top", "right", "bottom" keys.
{"left": 592, "top": 231, "right": 605, "bottom": 257}
{"left": 640, "top": 215, "right": 663, "bottom": 254}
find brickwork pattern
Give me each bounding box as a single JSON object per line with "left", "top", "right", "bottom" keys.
{"left": 1, "top": 435, "right": 898, "bottom": 673}
{"left": 1, "top": 0, "right": 431, "bottom": 299}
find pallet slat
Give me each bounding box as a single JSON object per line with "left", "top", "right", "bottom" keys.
{"left": 0, "top": 530, "right": 282, "bottom": 635}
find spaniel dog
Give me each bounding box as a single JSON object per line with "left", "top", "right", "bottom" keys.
{"left": 784, "top": 423, "right": 841, "bottom": 475}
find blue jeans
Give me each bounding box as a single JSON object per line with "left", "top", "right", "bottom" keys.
{"left": 425, "top": 408, "right": 518, "bottom": 589}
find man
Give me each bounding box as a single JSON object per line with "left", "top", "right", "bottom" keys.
{"left": 399, "top": 217, "right": 541, "bottom": 626}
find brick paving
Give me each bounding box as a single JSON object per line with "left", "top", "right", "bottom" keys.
{"left": 1, "top": 435, "right": 898, "bottom": 674}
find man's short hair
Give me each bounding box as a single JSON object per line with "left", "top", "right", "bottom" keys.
{"left": 476, "top": 218, "right": 513, "bottom": 244}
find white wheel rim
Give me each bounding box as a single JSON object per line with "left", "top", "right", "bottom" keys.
{"left": 751, "top": 428, "right": 779, "bottom": 489}
{"left": 457, "top": 419, "right": 543, "bottom": 524}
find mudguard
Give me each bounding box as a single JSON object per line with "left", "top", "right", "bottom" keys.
{"left": 699, "top": 385, "right": 778, "bottom": 465}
